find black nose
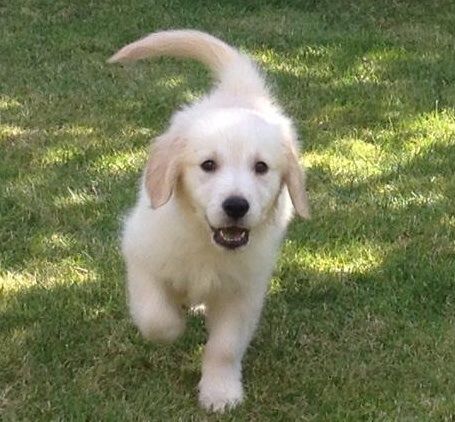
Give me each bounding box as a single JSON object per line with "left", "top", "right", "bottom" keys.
{"left": 222, "top": 196, "right": 250, "bottom": 220}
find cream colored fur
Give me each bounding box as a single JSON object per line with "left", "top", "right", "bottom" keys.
{"left": 109, "top": 29, "right": 309, "bottom": 412}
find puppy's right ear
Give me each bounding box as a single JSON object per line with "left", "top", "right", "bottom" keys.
{"left": 145, "top": 134, "right": 183, "bottom": 208}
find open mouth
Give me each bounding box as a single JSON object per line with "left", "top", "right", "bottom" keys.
{"left": 212, "top": 226, "right": 249, "bottom": 250}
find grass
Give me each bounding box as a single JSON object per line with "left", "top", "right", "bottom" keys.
{"left": 1, "top": 0, "right": 455, "bottom": 419}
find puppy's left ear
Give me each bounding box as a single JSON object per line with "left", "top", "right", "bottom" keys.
{"left": 284, "top": 145, "right": 310, "bottom": 219}
{"left": 145, "top": 134, "right": 183, "bottom": 208}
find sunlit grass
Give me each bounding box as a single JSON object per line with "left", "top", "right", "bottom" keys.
{"left": 0, "top": 124, "right": 28, "bottom": 140}
{"left": 0, "top": 96, "right": 22, "bottom": 111}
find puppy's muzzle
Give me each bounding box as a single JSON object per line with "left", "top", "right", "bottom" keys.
{"left": 210, "top": 196, "right": 250, "bottom": 250}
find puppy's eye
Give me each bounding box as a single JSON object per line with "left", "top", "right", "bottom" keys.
{"left": 200, "top": 160, "right": 217, "bottom": 172}
{"left": 254, "top": 161, "right": 268, "bottom": 175}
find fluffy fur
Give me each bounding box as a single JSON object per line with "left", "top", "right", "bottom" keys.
{"left": 109, "top": 29, "right": 309, "bottom": 412}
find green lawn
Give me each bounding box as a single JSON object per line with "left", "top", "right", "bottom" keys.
{"left": 1, "top": 0, "right": 455, "bottom": 419}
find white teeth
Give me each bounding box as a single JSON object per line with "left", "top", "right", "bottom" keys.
{"left": 220, "top": 231, "right": 237, "bottom": 241}
{"left": 219, "top": 229, "right": 246, "bottom": 242}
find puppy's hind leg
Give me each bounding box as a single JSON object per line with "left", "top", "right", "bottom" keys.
{"left": 126, "top": 265, "right": 185, "bottom": 343}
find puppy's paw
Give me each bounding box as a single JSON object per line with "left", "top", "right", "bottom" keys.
{"left": 132, "top": 305, "right": 185, "bottom": 343}
{"left": 198, "top": 374, "right": 243, "bottom": 413}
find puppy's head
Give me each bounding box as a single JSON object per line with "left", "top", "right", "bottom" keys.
{"left": 145, "top": 109, "right": 309, "bottom": 250}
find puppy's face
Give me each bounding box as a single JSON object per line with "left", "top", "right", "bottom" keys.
{"left": 146, "top": 109, "right": 309, "bottom": 250}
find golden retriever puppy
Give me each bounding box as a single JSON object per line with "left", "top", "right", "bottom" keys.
{"left": 109, "top": 30, "right": 309, "bottom": 412}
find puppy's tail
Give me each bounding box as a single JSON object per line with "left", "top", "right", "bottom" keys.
{"left": 108, "top": 30, "right": 268, "bottom": 97}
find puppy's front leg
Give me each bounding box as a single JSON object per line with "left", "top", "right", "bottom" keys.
{"left": 126, "top": 265, "right": 185, "bottom": 343}
{"left": 198, "top": 285, "right": 266, "bottom": 412}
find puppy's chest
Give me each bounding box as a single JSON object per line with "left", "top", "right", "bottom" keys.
{"left": 160, "top": 251, "right": 246, "bottom": 305}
